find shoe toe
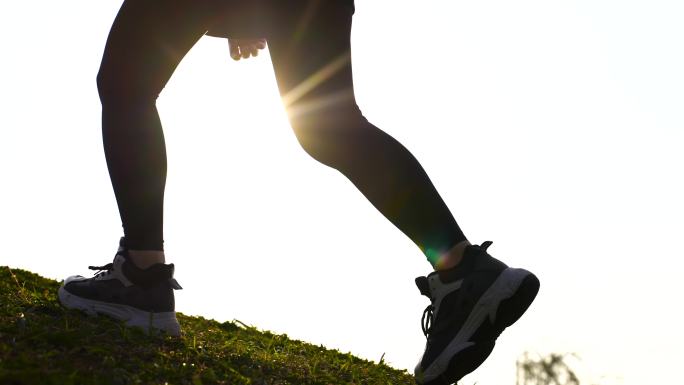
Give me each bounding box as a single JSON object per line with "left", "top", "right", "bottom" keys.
{"left": 63, "top": 275, "right": 87, "bottom": 286}
{"left": 414, "top": 365, "right": 426, "bottom": 384}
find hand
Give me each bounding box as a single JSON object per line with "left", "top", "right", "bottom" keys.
{"left": 228, "top": 38, "right": 266, "bottom": 61}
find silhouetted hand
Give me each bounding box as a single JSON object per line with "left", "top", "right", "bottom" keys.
{"left": 229, "top": 38, "right": 266, "bottom": 60}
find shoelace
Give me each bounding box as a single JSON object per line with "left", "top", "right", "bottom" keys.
{"left": 421, "top": 304, "right": 435, "bottom": 337}
{"left": 88, "top": 263, "right": 114, "bottom": 278}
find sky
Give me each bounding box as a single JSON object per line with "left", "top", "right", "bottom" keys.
{"left": 1, "top": 1, "right": 683, "bottom": 384}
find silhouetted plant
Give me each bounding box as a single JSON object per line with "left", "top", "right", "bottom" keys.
{"left": 516, "top": 352, "right": 581, "bottom": 385}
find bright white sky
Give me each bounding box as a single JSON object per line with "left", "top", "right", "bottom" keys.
{"left": 1, "top": 1, "right": 683, "bottom": 384}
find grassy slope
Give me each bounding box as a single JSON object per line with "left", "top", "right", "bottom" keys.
{"left": 0, "top": 266, "right": 415, "bottom": 385}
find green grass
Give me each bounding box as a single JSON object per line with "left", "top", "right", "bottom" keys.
{"left": 0, "top": 266, "right": 415, "bottom": 385}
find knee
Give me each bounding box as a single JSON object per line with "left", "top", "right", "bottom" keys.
{"left": 289, "top": 104, "right": 369, "bottom": 165}
{"left": 96, "top": 65, "right": 159, "bottom": 107}
{"left": 291, "top": 124, "right": 332, "bottom": 164}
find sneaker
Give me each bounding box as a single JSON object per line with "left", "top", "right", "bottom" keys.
{"left": 414, "top": 241, "right": 539, "bottom": 384}
{"left": 58, "top": 237, "right": 182, "bottom": 336}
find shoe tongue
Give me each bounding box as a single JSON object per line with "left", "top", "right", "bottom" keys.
{"left": 417, "top": 242, "right": 495, "bottom": 296}
{"left": 117, "top": 237, "right": 127, "bottom": 252}
{"left": 440, "top": 241, "right": 493, "bottom": 278}
{"left": 415, "top": 276, "right": 431, "bottom": 297}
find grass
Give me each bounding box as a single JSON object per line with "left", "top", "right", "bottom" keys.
{"left": 0, "top": 266, "right": 415, "bottom": 385}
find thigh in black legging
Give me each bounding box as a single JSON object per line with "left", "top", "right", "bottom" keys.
{"left": 267, "top": 1, "right": 360, "bottom": 163}
{"left": 97, "top": 0, "right": 215, "bottom": 103}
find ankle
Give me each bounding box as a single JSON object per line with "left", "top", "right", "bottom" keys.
{"left": 128, "top": 249, "right": 166, "bottom": 269}
{"left": 434, "top": 240, "right": 471, "bottom": 271}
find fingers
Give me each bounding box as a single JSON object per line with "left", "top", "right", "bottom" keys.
{"left": 229, "top": 40, "right": 241, "bottom": 61}
{"left": 241, "top": 46, "right": 251, "bottom": 59}
{"left": 229, "top": 38, "right": 267, "bottom": 61}
{"left": 249, "top": 44, "right": 260, "bottom": 57}
{"left": 256, "top": 39, "right": 266, "bottom": 49}
{"left": 240, "top": 42, "right": 261, "bottom": 59}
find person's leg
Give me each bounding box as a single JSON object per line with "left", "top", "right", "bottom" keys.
{"left": 97, "top": 0, "right": 212, "bottom": 260}
{"left": 265, "top": 1, "right": 468, "bottom": 270}
{"left": 264, "top": 3, "right": 538, "bottom": 384}
{"left": 59, "top": 0, "right": 216, "bottom": 335}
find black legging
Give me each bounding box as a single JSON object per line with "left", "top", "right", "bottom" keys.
{"left": 97, "top": 0, "right": 466, "bottom": 265}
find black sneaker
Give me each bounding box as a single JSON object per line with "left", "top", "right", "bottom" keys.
{"left": 414, "top": 241, "right": 539, "bottom": 384}
{"left": 58, "top": 237, "right": 182, "bottom": 336}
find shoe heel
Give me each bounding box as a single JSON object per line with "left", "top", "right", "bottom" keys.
{"left": 126, "top": 311, "right": 181, "bottom": 337}
{"left": 498, "top": 273, "right": 539, "bottom": 330}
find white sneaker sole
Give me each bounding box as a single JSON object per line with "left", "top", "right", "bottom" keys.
{"left": 58, "top": 286, "right": 181, "bottom": 336}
